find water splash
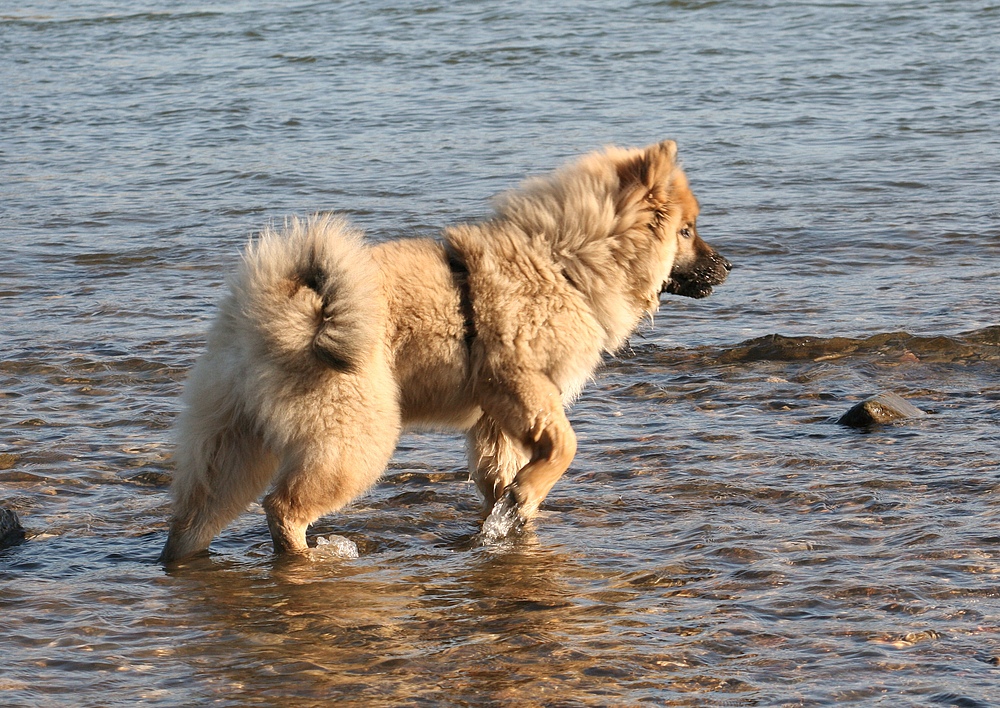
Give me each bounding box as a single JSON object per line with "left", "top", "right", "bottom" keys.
{"left": 478, "top": 491, "right": 526, "bottom": 545}
{"left": 312, "top": 535, "right": 359, "bottom": 559}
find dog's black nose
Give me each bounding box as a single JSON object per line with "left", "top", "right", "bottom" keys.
{"left": 724, "top": 259, "right": 733, "bottom": 271}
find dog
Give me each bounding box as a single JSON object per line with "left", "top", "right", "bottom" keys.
{"left": 159, "top": 140, "right": 731, "bottom": 563}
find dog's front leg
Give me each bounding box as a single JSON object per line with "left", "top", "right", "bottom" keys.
{"left": 506, "top": 410, "right": 577, "bottom": 518}
{"left": 467, "top": 415, "right": 529, "bottom": 516}
{"left": 478, "top": 374, "right": 577, "bottom": 539}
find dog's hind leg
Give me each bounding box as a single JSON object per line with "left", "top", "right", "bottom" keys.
{"left": 262, "top": 420, "right": 399, "bottom": 555}
{"left": 467, "top": 415, "right": 528, "bottom": 517}
{"left": 160, "top": 417, "right": 277, "bottom": 563}
{"left": 478, "top": 373, "right": 578, "bottom": 529}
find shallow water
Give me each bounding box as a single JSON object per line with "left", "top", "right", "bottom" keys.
{"left": 2, "top": 1, "right": 999, "bottom": 705}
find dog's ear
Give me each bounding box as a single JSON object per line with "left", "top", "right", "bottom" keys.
{"left": 615, "top": 140, "right": 679, "bottom": 210}
{"left": 642, "top": 141, "right": 678, "bottom": 199}
{"left": 616, "top": 141, "right": 677, "bottom": 190}
{"left": 653, "top": 139, "right": 678, "bottom": 164}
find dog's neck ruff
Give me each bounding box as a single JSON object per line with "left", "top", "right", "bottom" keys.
{"left": 445, "top": 243, "right": 477, "bottom": 349}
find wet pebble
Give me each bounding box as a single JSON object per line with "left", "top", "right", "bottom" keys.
{"left": 0, "top": 507, "right": 25, "bottom": 549}
{"left": 837, "top": 391, "right": 926, "bottom": 428}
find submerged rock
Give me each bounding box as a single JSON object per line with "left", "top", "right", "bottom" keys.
{"left": 125, "top": 471, "right": 172, "bottom": 487}
{"left": 838, "top": 391, "right": 926, "bottom": 428}
{"left": 0, "top": 507, "right": 25, "bottom": 549}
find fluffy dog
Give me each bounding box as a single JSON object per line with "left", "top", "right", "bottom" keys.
{"left": 159, "top": 140, "right": 730, "bottom": 563}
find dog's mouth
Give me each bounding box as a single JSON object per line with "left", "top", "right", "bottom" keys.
{"left": 662, "top": 277, "right": 716, "bottom": 299}
{"left": 662, "top": 252, "right": 732, "bottom": 300}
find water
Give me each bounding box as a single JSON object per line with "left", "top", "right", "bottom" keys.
{"left": 1, "top": 1, "right": 999, "bottom": 705}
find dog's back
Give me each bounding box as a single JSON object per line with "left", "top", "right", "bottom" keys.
{"left": 371, "top": 239, "right": 481, "bottom": 430}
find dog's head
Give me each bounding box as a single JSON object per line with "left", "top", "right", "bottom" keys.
{"left": 614, "top": 140, "right": 731, "bottom": 303}
{"left": 660, "top": 201, "right": 732, "bottom": 300}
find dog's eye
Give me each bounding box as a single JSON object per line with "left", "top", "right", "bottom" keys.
{"left": 679, "top": 226, "right": 693, "bottom": 239}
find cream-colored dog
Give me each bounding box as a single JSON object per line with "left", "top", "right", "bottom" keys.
{"left": 159, "top": 140, "right": 730, "bottom": 563}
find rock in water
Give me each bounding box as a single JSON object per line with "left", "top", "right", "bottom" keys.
{"left": 838, "top": 391, "right": 926, "bottom": 428}
{"left": 0, "top": 508, "right": 25, "bottom": 549}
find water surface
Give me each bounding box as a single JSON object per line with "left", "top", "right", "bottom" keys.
{"left": 1, "top": 1, "right": 999, "bottom": 705}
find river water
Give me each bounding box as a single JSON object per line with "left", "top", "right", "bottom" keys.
{"left": 2, "top": 1, "right": 999, "bottom": 706}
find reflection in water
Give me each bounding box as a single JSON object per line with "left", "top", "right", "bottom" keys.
{"left": 161, "top": 540, "right": 641, "bottom": 704}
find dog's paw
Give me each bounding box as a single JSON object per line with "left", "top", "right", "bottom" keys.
{"left": 478, "top": 489, "right": 527, "bottom": 544}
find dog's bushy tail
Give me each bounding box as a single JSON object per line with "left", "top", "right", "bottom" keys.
{"left": 158, "top": 215, "right": 381, "bottom": 564}
{"left": 233, "top": 214, "right": 382, "bottom": 372}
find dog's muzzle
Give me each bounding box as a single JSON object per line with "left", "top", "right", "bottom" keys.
{"left": 663, "top": 251, "right": 732, "bottom": 299}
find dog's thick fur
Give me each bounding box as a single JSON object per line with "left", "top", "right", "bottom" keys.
{"left": 160, "top": 140, "right": 730, "bottom": 563}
